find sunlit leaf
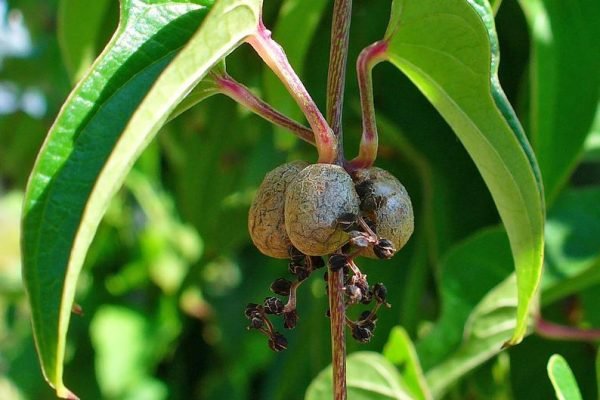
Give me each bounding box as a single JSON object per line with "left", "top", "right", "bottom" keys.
{"left": 383, "top": 327, "right": 432, "bottom": 400}
{"left": 415, "top": 227, "right": 525, "bottom": 397}
{"left": 21, "top": 0, "right": 261, "bottom": 397}
{"left": 547, "top": 354, "right": 583, "bottom": 400}
{"left": 426, "top": 274, "right": 523, "bottom": 397}
{"left": 306, "top": 352, "right": 413, "bottom": 400}
{"left": 383, "top": 0, "right": 545, "bottom": 346}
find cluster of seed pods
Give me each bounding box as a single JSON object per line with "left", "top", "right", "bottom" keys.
{"left": 246, "top": 162, "right": 414, "bottom": 350}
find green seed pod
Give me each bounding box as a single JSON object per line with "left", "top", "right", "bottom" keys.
{"left": 354, "top": 167, "right": 414, "bottom": 259}
{"left": 285, "top": 164, "right": 360, "bottom": 256}
{"left": 248, "top": 161, "right": 309, "bottom": 258}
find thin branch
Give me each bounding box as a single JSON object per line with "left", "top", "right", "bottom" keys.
{"left": 326, "top": 0, "right": 353, "bottom": 165}
{"left": 536, "top": 317, "right": 600, "bottom": 342}
{"left": 326, "top": 1, "right": 353, "bottom": 399}
{"left": 246, "top": 21, "right": 336, "bottom": 163}
{"left": 328, "top": 264, "right": 347, "bottom": 400}
{"left": 214, "top": 73, "right": 315, "bottom": 145}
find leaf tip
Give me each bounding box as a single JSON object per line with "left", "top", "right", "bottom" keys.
{"left": 57, "top": 386, "right": 79, "bottom": 400}
{"left": 501, "top": 335, "right": 523, "bottom": 350}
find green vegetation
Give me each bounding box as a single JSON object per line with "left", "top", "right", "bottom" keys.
{"left": 1, "top": 0, "right": 599, "bottom": 399}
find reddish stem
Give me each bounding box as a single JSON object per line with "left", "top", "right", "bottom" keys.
{"left": 326, "top": 1, "right": 353, "bottom": 398}
{"left": 214, "top": 73, "right": 315, "bottom": 145}
{"left": 536, "top": 317, "right": 600, "bottom": 342}
{"left": 246, "top": 21, "right": 336, "bottom": 163}
{"left": 326, "top": 0, "right": 353, "bottom": 166}
{"left": 328, "top": 265, "right": 347, "bottom": 400}
{"left": 349, "top": 40, "right": 388, "bottom": 170}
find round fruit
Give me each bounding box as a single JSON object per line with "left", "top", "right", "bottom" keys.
{"left": 285, "top": 164, "right": 360, "bottom": 256}
{"left": 248, "top": 161, "right": 309, "bottom": 258}
{"left": 353, "top": 167, "right": 414, "bottom": 258}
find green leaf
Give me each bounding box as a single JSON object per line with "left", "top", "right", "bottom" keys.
{"left": 596, "top": 350, "right": 600, "bottom": 399}
{"left": 490, "top": 0, "right": 503, "bottom": 14}
{"left": 547, "top": 354, "right": 583, "bottom": 400}
{"left": 21, "top": 0, "right": 261, "bottom": 397}
{"left": 417, "top": 228, "right": 512, "bottom": 369}
{"left": 263, "top": 0, "right": 329, "bottom": 149}
{"left": 306, "top": 352, "right": 413, "bottom": 400}
{"left": 414, "top": 227, "right": 529, "bottom": 397}
{"left": 58, "top": 0, "right": 113, "bottom": 82}
{"left": 383, "top": 0, "right": 545, "bottom": 346}
{"left": 518, "top": 0, "right": 600, "bottom": 202}
{"left": 426, "top": 274, "right": 523, "bottom": 397}
{"left": 383, "top": 327, "right": 432, "bottom": 400}
{"left": 541, "top": 187, "right": 600, "bottom": 304}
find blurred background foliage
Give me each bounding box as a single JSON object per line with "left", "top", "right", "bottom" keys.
{"left": 1, "top": 0, "right": 599, "bottom": 399}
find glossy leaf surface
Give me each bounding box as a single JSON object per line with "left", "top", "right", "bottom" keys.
{"left": 383, "top": 0, "right": 545, "bottom": 345}
{"left": 21, "top": 0, "right": 261, "bottom": 397}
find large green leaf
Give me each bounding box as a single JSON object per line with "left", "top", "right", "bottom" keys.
{"left": 306, "top": 352, "right": 413, "bottom": 400}
{"left": 382, "top": 0, "right": 545, "bottom": 345}
{"left": 415, "top": 227, "right": 518, "bottom": 396}
{"left": 58, "top": 0, "right": 113, "bottom": 82}
{"left": 547, "top": 354, "right": 583, "bottom": 400}
{"left": 518, "top": 0, "right": 600, "bottom": 202}
{"left": 426, "top": 273, "right": 522, "bottom": 397}
{"left": 21, "top": 0, "right": 261, "bottom": 397}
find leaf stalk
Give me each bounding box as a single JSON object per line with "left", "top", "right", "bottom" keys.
{"left": 213, "top": 72, "right": 315, "bottom": 145}
{"left": 247, "top": 21, "right": 336, "bottom": 163}
{"left": 350, "top": 40, "right": 388, "bottom": 170}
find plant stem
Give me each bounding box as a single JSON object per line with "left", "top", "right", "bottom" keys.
{"left": 213, "top": 73, "right": 315, "bottom": 145}
{"left": 326, "top": 1, "right": 353, "bottom": 399}
{"left": 350, "top": 40, "right": 388, "bottom": 170}
{"left": 536, "top": 317, "right": 600, "bottom": 342}
{"left": 326, "top": 0, "right": 352, "bottom": 166}
{"left": 247, "top": 22, "right": 336, "bottom": 163}
{"left": 328, "top": 266, "right": 347, "bottom": 400}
